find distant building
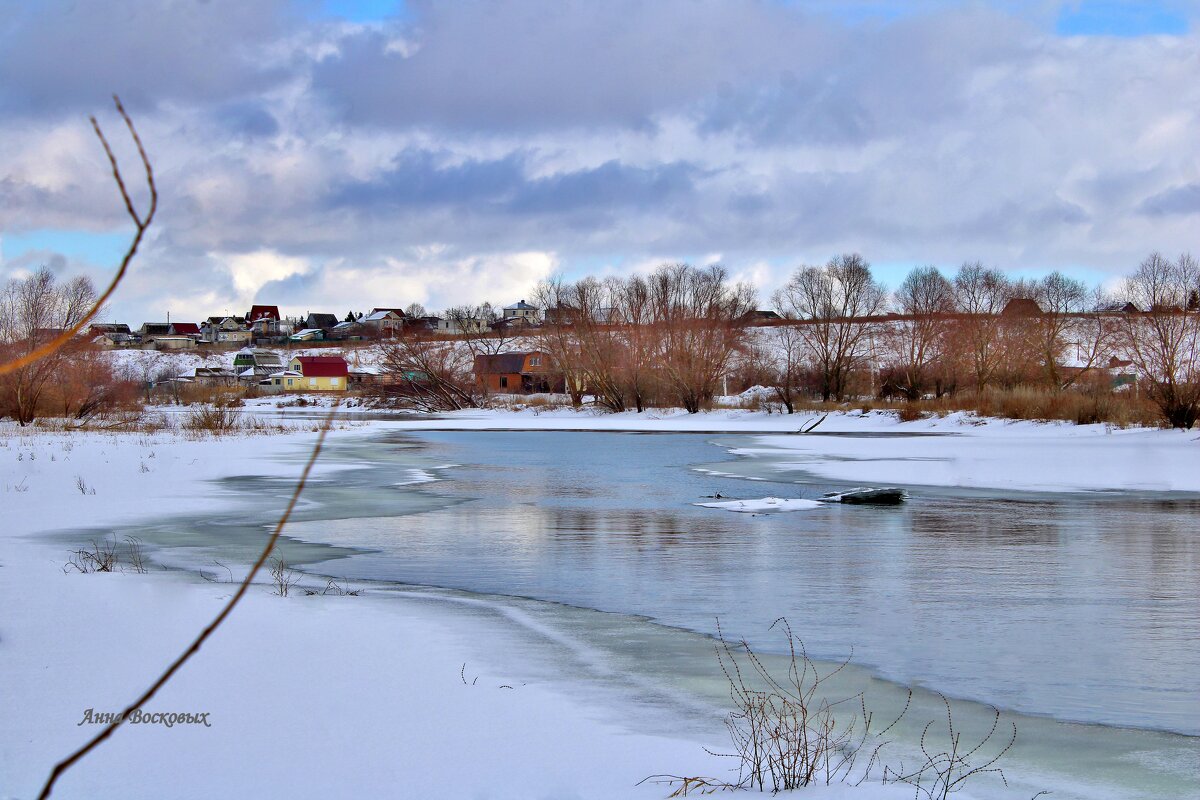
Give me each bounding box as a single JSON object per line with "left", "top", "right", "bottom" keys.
{"left": 234, "top": 348, "right": 285, "bottom": 382}
{"left": 138, "top": 322, "right": 172, "bottom": 338}
{"left": 473, "top": 351, "right": 558, "bottom": 393}
{"left": 201, "top": 317, "right": 251, "bottom": 345}
{"left": 143, "top": 335, "right": 196, "bottom": 351}
{"left": 361, "top": 309, "right": 404, "bottom": 338}
{"left": 305, "top": 313, "right": 340, "bottom": 331}
{"left": 502, "top": 300, "right": 539, "bottom": 322}
{"left": 246, "top": 305, "right": 281, "bottom": 322}
{"left": 272, "top": 355, "right": 348, "bottom": 391}
{"left": 169, "top": 322, "right": 201, "bottom": 338}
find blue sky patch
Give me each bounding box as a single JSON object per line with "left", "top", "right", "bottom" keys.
{"left": 1, "top": 229, "right": 131, "bottom": 268}
{"left": 1056, "top": 0, "right": 1189, "bottom": 36}
{"left": 318, "top": 0, "right": 406, "bottom": 23}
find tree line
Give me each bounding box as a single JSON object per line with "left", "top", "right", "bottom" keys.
{"left": 380, "top": 254, "right": 1199, "bottom": 428}
{"left": 4, "top": 253, "right": 1199, "bottom": 428}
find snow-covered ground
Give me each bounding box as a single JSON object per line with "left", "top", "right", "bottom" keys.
{"left": 697, "top": 496, "right": 824, "bottom": 513}
{"left": 1, "top": 419, "right": 940, "bottom": 800}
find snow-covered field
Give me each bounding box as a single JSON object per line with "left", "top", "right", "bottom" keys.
{"left": 4, "top": 406, "right": 1194, "bottom": 798}
{"left": 0, "top": 419, "right": 935, "bottom": 800}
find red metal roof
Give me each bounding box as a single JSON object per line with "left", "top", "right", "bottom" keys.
{"left": 170, "top": 322, "right": 200, "bottom": 335}
{"left": 294, "top": 355, "right": 348, "bottom": 377}
{"left": 248, "top": 305, "right": 281, "bottom": 321}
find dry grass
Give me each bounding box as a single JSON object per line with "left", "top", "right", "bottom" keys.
{"left": 645, "top": 619, "right": 907, "bottom": 794}
{"left": 753, "top": 386, "right": 1160, "bottom": 428}
{"left": 647, "top": 620, "right": 1023, "bottom": 798}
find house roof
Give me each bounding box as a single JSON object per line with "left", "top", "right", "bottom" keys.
{"left": 363, "top": 310, "right": 402, "bottom": 322}
{"left": 473, "top": 351, "right": 545, "bottom": 374}
{"left": 370, "top": 307, "right": 407, "bottom": 317}
{"left": 140, "top": 323, "right": 172, "bottom": 335}
{"left": 292, "top": 355, "right": 349, "bottom": 377}
{"left": 1000, "top": 298, "right": 1043, "bottom": 317}
{"left": 306, "top": 313, "right": 339, "bottom": 328}
{"left": 504, "top": 300, "right": 537, "bottom": 311}
{"left": 89, "top": 323, "right": 131, "bottom": 334}
{"left": 170, "top": 322, "right": 201, "bottom": 335}
{"left": 247, "top": 304, "right": 281, "bottom": 321}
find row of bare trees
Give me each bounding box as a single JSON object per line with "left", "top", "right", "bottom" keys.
{"left": 763, "top": 252, "right": 1197, "bottom": 427}
{"left": 532, "top": 264, "right": 755, "bottom": 412}
{"left": 369, "top": 252, "right": 1198, "bottom": 427}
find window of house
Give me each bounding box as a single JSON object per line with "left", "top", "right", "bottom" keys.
{"left": 309, "top": 378, "right": 317, "bottom": 388}
{"left": 499, "top": 376, "right": 508, "bottom": 388}
{"left": 530, "top": 356, "right": 541, "bottom": 366}
{"left": 287, "top": 379, "right": 294, "bottom": 387}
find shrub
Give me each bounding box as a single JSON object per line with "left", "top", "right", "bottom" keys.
{"left": 182, "top": 404, "right": 243, "bottom": 435}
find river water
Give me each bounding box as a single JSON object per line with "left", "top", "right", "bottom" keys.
{"left": 64, "top": 427, "right": 1200, "bottom": 799}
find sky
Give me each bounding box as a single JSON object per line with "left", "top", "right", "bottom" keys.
{"left": 1, "top": 0, "right": 1198, "bottom": 324}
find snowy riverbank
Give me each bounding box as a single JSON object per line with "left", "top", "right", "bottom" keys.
{"left": 1, "top": 421, "right": 941, "bottom": 800}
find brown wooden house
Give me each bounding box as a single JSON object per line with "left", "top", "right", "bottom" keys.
{"left": 473, "top": 351, "right": 560, "bottom": 393}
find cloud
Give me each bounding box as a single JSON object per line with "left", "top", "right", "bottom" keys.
{"left": 1138, "top": 183, "right": 1200, "bottom": 216}
{"left": 0, "top": 0, "right": 301, "bottom": 118}
{"left": 2, "top": 0, "right": 1200, "bottom": 324}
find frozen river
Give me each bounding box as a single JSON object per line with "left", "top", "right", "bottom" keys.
{"left": 71, "top": 427, "right": 1200, "bottom": 799}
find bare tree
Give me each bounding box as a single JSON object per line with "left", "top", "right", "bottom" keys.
{"left": 1119, "top": 252, "right": 1200, "bottom": 428}
{"left": 610, "top": 274, "right": 660, "bottom": 411}
{"left": 1030, "top": 272, "right": 1112, "bottom": 390}
{"left": 763, "top": 321, "right": 809, "bottom": 413}
{"left": 776, "top": 254, "right": 885, "bottom": 401}
{"left": 951, "top": 262, "right": 1011, "bottom": 391}
{"left": 0, "top": 269, "right": 100, "bottom": 425}
{"left": 647, "top": 264, "right": 755, "bottom": 413}
{"left": 443, "top": 302, "right": 516, "bottom": 356}
{"left": 376, "top": 335, "right": 484, "bottom": 412}
{"left": 881, "top": 265, "right": 956, "bottom": 400}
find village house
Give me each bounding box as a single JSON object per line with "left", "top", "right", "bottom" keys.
{"left": 503, "top": 300, "right": 539, "bottom": 322}
{"left": 138, "top": 322, "right": 172, "bottom": 338}
{"left": 270, "top": 355, "right": 349, "bottom": 391}
{"left": 360, "top": 309, "right": 404, "bottom": 338}
{"left": 138, "top": 322, "right": 196, "bottom": 350}
{"left": 189, "top": 365, "right": 239, "bottom": 386}
{"left": 304, "top": 313, "right": 340, "bottom": 331}
{"left": 201, "top": 316, "right": 252, "bottom": 345}
{"left": 246, "top": 305, "right": 281, "bottom": 323}
{"left": 233, "top": 348, "right": 285, "bottom": 383}
{"left": 473, "top": 351, "right": 559, "bottom": 393}
{"left": 168, "top": 321, "right": 202, "bottom": 339}
{"left": 245, "top": 305, "right": 287, "bottom": 342}
{"left": 89, "top": 323, "right": 136, "bottom": 348}
{"left": 328, "top": 319, "right": 364, "bottom": 340}
{"left": 143, "top": 335, "right": 197, "bottom": 351}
